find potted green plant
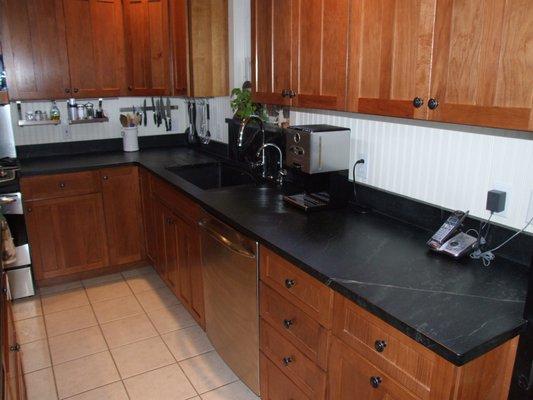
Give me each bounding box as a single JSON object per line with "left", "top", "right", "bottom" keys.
{"left": 230, "top": 86, "right": 267, "bottom": 121}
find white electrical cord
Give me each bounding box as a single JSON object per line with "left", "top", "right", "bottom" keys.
{"left": 470, "top": 214, "right": 533, "bottom": 267}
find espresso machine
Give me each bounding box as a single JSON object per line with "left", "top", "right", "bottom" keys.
{"left": 283, "top": 125, "right": 351, "bottom": 211}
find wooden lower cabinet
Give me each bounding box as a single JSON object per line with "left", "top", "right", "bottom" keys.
{"left": 329, "top": 336, "right": 419, "bottom": 400}
{"left": 260, "top": 352, "right": 310, "bottom": 400}
{"left": 25, "top": 193, "right": 110, "bottom": 280}
{"left": 100, "top": 166, "right": 144, "bottom": 266}
{"left": 22, "top": 167, "right": 144, "bottom": 282}
{"left": 148, "top": 175, "right": 205, "bottom": 329}
{"left": 2, "top": 273, "right": 26, "bottom": 400}
{"left": 139, "top": 168, "right": 158, "bottom": 265}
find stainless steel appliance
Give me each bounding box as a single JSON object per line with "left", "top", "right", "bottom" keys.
{"left": 1, "top": 193, "right": 34, "bottom": 299}
{"left": 199, "top": 217, "right": 259, "bottom": 395}
{"left": 285, "top": 124, "right": 350, "bottom": 174}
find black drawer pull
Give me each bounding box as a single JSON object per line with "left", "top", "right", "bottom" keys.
{"left": 374, "top": 340, "right": 387, "bottom": 353}
{"left": 428, "top": 98, "right": 439, "bottom": 110}
{"left": 412, "top": 97, "right": 424, "bottom": 108}
{"left": 284, "top": 279, "right": 296, "bottom": 289}
{"left": 282, "top": 356, "right": 293, "bottom": 366}
{"left": 283, "top": 319, "right": 294, "bottom": 329}
{"left": 370, "top": 376, "right": 382, "bottom": 388}
{"left": 9, "top": 343, "right": 20, "bottom": 352}
{"left": 59, "top": 182, "right": 66, "bottom": 188}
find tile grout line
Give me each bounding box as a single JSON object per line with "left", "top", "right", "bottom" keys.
{"left": 85, "top": 281, "right": 132, "bottom": 400}
{"left": 35, "top": 292, "right": 61, "bottom": 400}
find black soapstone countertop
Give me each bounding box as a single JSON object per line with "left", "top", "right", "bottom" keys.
{"left": 19, "top": 146, "right": 529, "bottom": 366}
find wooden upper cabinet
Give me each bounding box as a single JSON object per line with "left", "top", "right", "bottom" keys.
{"left": 100, "top": 166, "right": 144, "bottom": 266}
{"left": 292, "top": 0, "right": 349, "bottom": 110}
{"left": 1, "top": 0, "right": 71, "bottom": 100}
{"left": 63, "top": 0, "right": 126, "bottom": 97}
{"left": 252, "top": 0, "right": 349, "bottom": 110}
{"left": 169, "top": 0, "right": 189, "bottom": 95}
{"left": 347, "top": 0, "right": 436, "bottom": 119}
{"left": 251, "top": 0, "right": 294, "bottom": 106}
{"left": 428, "top": 0, "right": 533, "bottom": 131}
{"left": 186, "top": 0, "right": 229, "bottom": 97}
{"left": 123, "top": 0, "right": 171, "bottom": 96}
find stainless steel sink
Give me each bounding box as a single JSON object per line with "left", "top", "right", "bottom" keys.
{"left": 166, "top": 162, "right": 258, "bottom": 190}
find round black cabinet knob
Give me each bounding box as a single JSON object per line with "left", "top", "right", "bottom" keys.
{"left": 412, "top": 97, "right": 424, "bottom": 108}
{"left": 65, "top": 88, "right": 71, "bottom": 94}
{"left": 284, "top": 279, "right": 296, "bottom": 289}
{"left": 73, "top": 88, "right": 79, "bottom": 93}
{"left": 59, "top": 182, "right": 66, "bottom": 188}
{"left": 103, "top": 175, "right": 109, "bottom": 180}
{"left": 282, "top": 356, "right": 293, "bottom": 366}
{"left": 289, "top": 90, "right": 297, "bottom": 98}
{"left": 428, "top": 98, "right": 439, "bottom": 110}
{"left": 283, "top": 319, "right": 294, "bottom": 329}
{"left": 370, "top": 376, "right": 382, "bottom": 389}
{"left": 374, "top": 340, "right": 387, "bottom": 353}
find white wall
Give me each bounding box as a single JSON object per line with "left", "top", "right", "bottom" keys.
{"left": 292, "top": 109, "right": 533, "bottom": 233}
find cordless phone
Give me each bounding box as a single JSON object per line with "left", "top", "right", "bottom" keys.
{"left": 427, "top": 210, "right": 468, "bottom": 250}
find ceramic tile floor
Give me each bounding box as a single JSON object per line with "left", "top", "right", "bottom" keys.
{"left": 13, "top": 266, "right": 260, "bottom": 400}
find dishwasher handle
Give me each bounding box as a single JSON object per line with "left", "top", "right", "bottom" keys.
{"left": 199, "top": 219, "right": 256, "bottom": 259}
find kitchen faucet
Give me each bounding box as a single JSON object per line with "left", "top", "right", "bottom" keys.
{"left": 238, "top": 115, "right": 266, "bottom": 177}
{"left": 255, "top": 143, "right": 287, "bottom": 186}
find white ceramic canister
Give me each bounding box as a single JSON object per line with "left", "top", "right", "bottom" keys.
{"left": 121, "top": 126, "right": 139, "bottom": 152}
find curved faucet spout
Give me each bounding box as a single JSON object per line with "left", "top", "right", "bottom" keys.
{"left": 238, "top": 115, "right": 265, "bottom": 148}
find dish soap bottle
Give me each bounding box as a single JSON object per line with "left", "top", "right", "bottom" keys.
{"left": 50, "top": 100, "right": 60, "bottom": 121}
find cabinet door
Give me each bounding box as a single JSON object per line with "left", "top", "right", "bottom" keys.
{"left": 123, "top": 0, "right": 171, "bottom": 96}
{"left": 100, "top": 166, "right": 144, "bottom": 266}
{"left": 63, "top": 0, "right": 126, "bottom": 97}
{"left": 347, "top": 0, "right": 436, "bottom": 119}
{"left": 291, "top": 0, "right": 349, "bottom": 110}
{"left": 139, "top": 169, "right": 157, "bottom": 264}
{"left": 25, "top": 194, "right": 109, "bottom": 280}
{"left": 153, "top": 200, "right": 168, "bottom": 276}
{"left": 182, "top": 219, "right": 204, "bottom": 328}
{"left": 169, "top": 0, "right": 189, "bottom": 95}
{"left": 429, "top": 0, "right": 533, "bottom": 131}
{"left": 328, "top": 337, "right": 420, "bottom": 400}
{"left": 188, "top": 0, "right": 229, "bottom": 97}
{"left": 162, "top": 209, "right": 180, "bottom": 293}
{"left": 1, "top": 0, "right": 71, "bottom": 100}
{"left": 251, "top": 0, "right": 295, "bottom": 106}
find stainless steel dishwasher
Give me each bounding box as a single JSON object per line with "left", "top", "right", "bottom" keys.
{"left": 199, "top": 216, "right": 259, "bottom": 396}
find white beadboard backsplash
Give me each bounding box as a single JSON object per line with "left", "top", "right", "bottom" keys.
{"left": 11, "top": 96, "right": 233, "bottom": 146}
{"left": 292, "top": 109, "right": 533, "bottom": 233}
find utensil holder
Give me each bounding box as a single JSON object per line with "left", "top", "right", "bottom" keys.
{"left": 121, "top": 126, "right": 139, "bottom": 152}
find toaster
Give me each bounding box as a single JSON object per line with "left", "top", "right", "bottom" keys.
{"left": 284, "top": 125, "right": 350, "bottom": 174}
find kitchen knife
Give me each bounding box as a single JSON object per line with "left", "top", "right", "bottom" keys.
{"left": 143, "top": 99, "right": 147, "bottom": 127}
{"left": 166, "top": 98, "right": 172, "bottom": 131}
{"left": 160, "top": 96, "right": 168, "bottom": 131}
{"left": 151, "top": 97, "right": 157, "bottom": 125}
{"left": 157, "top": 100, "right": 162, "bottom": 127}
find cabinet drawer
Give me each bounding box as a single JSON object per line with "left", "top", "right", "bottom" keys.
{"left": 328, "top": 336, "right": 421, "bottom": 400}
{"left": 260, "top": 246, "right": 333, "bottom": 327}
{"left": 151, "top": 176, "right": 200, "bottom": 222}
{"left": 261, "top": 319, "right": 326, "bottom": 399}
{"left": 260, "top": 283, "right": 329, "bottom": 369}
{"left": 21, "top": 171, "right": 100, "bottom": 201}
{"left": 260, "top": 352, "right": 310, "bottom": 400}
{"left": 332, "top": 293, "right": 435, "bottom": 399}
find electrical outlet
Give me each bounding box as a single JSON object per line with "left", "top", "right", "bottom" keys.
{"left": 355, "top": 153, "right": 367, "bottom": 180}
{"left": 526, "top": 190, "right": 533, "bottom": 224}
{"left": 62, "top": 124, "right": 72, "bottom": 140}
{"left": 490, "top": 182, "right": 511, "bottom": 218}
